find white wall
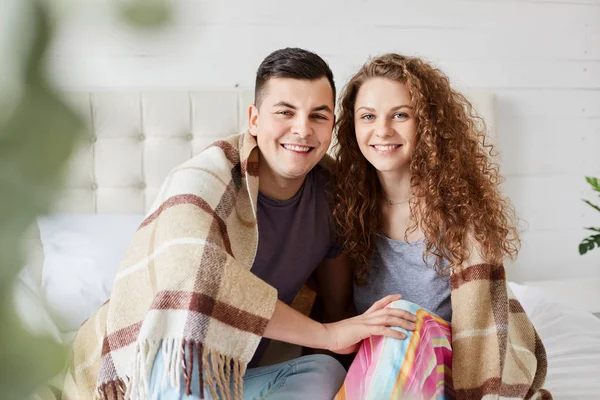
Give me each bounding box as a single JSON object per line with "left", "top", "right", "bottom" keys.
{"left": 45, "top": 0, "right": 600, "bottom": 282}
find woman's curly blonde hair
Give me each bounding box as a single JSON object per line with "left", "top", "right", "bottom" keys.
{"left": 332, "top": 54, "right": 520, "bottom": 285}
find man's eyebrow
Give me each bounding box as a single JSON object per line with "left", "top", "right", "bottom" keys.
{"left": 312, "top": 105, "right": 333, "bottom": 114}
{"left": 272, "top": 101, "right": 296, "bottom": 109}
{"left": 272, "top": 102, "right": 333, "bottom": 114}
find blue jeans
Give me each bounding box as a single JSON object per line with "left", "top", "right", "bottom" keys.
{"left": 149, "top": 347, "right": 346, "bottom": 400}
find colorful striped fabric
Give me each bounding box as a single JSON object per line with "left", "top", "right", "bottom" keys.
{"left": 336, "top": 300, "right": 454, "bottom": 400}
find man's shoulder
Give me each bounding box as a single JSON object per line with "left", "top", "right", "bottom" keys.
{"left": 317, "top": 153, "right": 334, "bottom": 173}
{"left": 186, "top": 133, "right": 244, "bottom": 167}
{"left": 311, "top": 158, "right": 333, "bottom": 189}
{"left": 307, "top": 162, "right": 336, "bottom": 213}
{"left": 161, "top": 134, "right": 246, "bottom": 192}
{"left": 201, "top": 133, "right": 243, "bottom": 157}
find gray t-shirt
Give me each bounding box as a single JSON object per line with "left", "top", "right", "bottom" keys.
{"left": 249, "top": 165, "right": 340, "bottom": 367}
{"left": 354, "top": 235, "right": 452, "bottom": 323}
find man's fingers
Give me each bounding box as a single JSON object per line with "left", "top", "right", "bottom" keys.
{"left": 366, "top": 308, "right": 417, "bottom": 323}
{"left": 368, "top": 315, "right": 416, "bottom": 331}
{"left": 364, "top": 294, "right": 402, "bottom": 314}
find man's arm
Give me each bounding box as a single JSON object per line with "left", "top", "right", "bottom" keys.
{"left": 263, "top": 295, "right": 416, "bottom": 354}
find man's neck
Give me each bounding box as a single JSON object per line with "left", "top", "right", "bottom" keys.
{"left": 258, "top": 164, "right": 306, "bottom": 201}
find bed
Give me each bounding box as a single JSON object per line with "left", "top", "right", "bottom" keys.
{"left": 15, "top": 89, "right": 600, "bottom": 399}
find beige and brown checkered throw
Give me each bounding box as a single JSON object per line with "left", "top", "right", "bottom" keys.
{"left": 62, "top": 133, "right": 277, "bottom": 399}
{"left": 450, "top": 260, "right": 551, "bottom": 399}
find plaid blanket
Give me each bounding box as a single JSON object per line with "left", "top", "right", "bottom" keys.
{"left": 450, "top": 262, "right": 551, "bottom": 399}
{"left": 335, "top": 300, "right": 453, "bottom": 399}
{"left": 62, "top": 132, "right": 278, "bottom": 400}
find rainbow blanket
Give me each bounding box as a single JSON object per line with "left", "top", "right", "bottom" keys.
{"left": 336, "top": 300, "right": 453, "bottom": 400}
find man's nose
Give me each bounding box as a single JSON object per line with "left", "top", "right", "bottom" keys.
{"left": 292, "top": 116, "right": 314, "bottom": 139}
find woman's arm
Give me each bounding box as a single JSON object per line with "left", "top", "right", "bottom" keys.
{"left": 450, "top": 235, "right": 550, "bottom": 398}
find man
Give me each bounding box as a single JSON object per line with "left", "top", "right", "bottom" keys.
{"left": 62, "top": 48, "right": 410, "bottom": 400}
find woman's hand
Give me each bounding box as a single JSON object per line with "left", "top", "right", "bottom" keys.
{"left": 323, "top": 294, "right": 417, "bottom": 354}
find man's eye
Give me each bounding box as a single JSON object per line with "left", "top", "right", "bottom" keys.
{"left": 277, "top": 110, "right": 292, "bottom": 116}
{"left": 311, "top": 114, "right": 328, "bottom": 120}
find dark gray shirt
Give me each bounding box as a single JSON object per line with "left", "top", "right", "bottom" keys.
{"left": 249, "top": 165, "right": 339, "bottom": 367}
{"left": 354, "top": 235, "right": 452, "bottom": 323}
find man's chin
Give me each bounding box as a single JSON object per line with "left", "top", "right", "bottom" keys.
{"left": 279, "top": 166, "right": 314, "bottom": 181}
{"left": 282, "top": 171, "right": 311, "bottom": 181}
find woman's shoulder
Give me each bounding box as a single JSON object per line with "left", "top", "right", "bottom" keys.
{"left": 451, "top": 232, "right": 489, "bottom": 275}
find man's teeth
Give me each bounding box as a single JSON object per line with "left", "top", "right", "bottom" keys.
{"left": 373, "top": 144, "right": 399, "bottom": 151}
{"left": 283, "top": 144, "right": 311, "bottom": 152}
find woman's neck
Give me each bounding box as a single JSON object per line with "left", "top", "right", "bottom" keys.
{"left": 377, "top": 168, "right": 424, "bottom": 242}
{"left": 377, "top": 168, "right": 412, "bottom": 203}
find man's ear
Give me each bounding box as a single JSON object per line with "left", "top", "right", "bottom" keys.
{"left": 248, "top": 104, "right": 259, "bottom": 137}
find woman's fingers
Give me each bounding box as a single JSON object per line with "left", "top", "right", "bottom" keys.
{"left": 364, "top": 294, "right": 402, "bottom": 314}
{"left": 370, "top": 326, "right": 406, "bottom": 340}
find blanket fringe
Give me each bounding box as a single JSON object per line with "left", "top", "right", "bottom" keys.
{"left": 97, "top": 339, "right": 244, "bottom": 400}
{"left": 96, "top": 379, "right": 127, "bottom": 400}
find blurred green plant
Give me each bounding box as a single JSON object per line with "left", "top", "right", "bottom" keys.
{"left": 120, "top": 0, "right": 172, "bottom": 29}
{"left": 0, "top": 2, "right": 82, "bottom": 398}
{"left": 579, "top": 176, "right": 600, "bottom": 256}
{"left": 0, "top": 0, "right": 170, "bottom": 398}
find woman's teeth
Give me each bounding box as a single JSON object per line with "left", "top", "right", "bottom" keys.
{"left": 373, "top": 144, "right": 400, "bottom": 151}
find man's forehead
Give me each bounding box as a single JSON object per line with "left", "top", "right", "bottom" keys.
{"left": 262, "top": 77, "right": 334, "bottom": 108}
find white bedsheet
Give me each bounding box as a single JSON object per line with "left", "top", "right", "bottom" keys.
{"left": 510, "top": 282, "right": 600, "bottom": 399}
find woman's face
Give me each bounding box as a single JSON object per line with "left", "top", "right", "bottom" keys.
{"left": 353, "top": 77, "right": 417, "bottom": 175}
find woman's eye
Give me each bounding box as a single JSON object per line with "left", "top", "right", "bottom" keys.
{"left": 394, "top": 112, "right": 409, "bottom": 119}
{"left": 361, "top": 114, "right": 375, "bottom": 121}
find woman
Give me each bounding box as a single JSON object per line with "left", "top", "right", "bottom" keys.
{"left": 332, "top": 54, "right": 551, "bottom": 399}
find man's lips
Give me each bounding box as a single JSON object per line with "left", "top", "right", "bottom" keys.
{"left": 281, "top": 144, "right": 314, "bottom": 153}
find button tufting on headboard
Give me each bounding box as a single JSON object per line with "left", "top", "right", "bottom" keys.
{"left": 52, "top": 90, "right": 260, "bottom": 215}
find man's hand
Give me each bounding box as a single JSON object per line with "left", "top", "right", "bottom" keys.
{"left": 322, "top": 294, "right": 417, "bottom": 354}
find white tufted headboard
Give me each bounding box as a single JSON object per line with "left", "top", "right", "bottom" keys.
{"left": 24, "top": 89, "right": 495, "bottom": 281}
{"left": 55, "top": 90, "right": 255, "bottom": 213}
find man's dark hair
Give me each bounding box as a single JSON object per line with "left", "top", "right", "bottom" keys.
{"left": 254, "top": 47, "right": 336, "bottom": 108}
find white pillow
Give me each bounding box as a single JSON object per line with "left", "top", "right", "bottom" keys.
{"left": 37, "top": 214, "right": 144, "bottom": 334}
{"left": 12, "top": 267, "right": 63, "bottom": 343}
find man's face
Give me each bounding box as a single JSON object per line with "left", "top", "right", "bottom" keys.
{"left": 248, "top": 77, "right": 335, "bottom": 183}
